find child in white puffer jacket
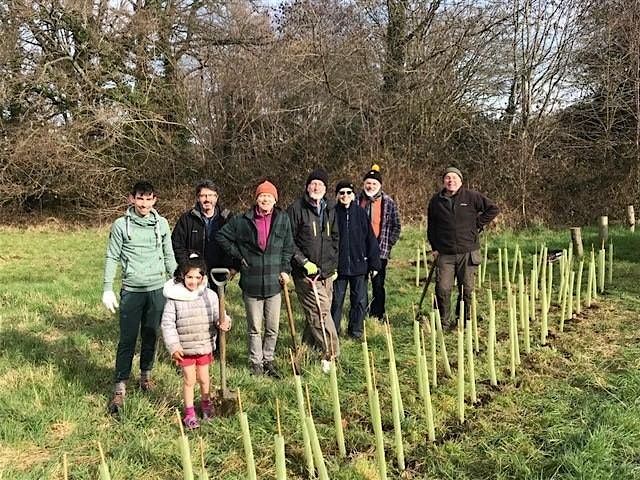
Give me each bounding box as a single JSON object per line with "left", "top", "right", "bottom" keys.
{"left": 161, "top": 255, "right": 231, "bottom": 429}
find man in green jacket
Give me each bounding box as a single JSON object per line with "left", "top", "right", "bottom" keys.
{"left": 216, "top": 180, "right": 294, "bottom": 377}
{"left": 102, "top": 180, "right": 177, "bottom": 413}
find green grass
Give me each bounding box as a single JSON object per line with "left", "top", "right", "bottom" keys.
{"left": 1, "top": 225, "right": 639, "bottom": 479}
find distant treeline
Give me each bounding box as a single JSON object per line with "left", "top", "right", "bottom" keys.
{"left": 1, "top": 0, "right": 638, "bottom": 226}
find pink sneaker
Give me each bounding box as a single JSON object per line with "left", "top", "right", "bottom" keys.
{"left": 183, "top": 415, "right": 200, "bottom": 430}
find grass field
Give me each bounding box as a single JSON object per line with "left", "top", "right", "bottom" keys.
{"left": 1, "top": 225, "right": 639, "bottom": 479}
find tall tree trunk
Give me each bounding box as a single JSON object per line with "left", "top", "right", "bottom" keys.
{"left": 383, "top": 0, "right": 407, "bottom": 94}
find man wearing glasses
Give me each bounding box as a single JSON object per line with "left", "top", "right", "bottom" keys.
{"left": 331, "top": 180, "right": 381, "bottom": 340}
{"left": 172, "top": 180, "right": 234, "bottom": 291}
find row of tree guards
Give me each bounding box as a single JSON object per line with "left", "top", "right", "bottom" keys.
{"left": 66, "top": 234, "right": 616, "bottom": 480}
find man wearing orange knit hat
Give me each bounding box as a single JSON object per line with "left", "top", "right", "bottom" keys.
{"left": 358, "top": 164, "right": 401, "bottom": 321}
{"left": 216, "top": 180, "right": 294, "bottom": 377}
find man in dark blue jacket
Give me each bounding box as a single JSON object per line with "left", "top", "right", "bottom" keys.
{"left": 331, "top": 180, "right": 381, "bottom": 340}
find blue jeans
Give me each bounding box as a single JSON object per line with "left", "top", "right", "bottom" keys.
{"left": 331, "top": 274, "right": 367, "bottom": 338}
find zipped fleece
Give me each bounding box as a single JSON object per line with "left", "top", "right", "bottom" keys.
{"left": 427, "top": 187, "right": 499, "bottom": 254}
{"left": 103, "top": 207, "right": 177, "bottom": 292}
{"left": 216, "top": 207, "right": 294, "bottom": 298}
{"left": 335, "top": 202, "right": 382, "bottom": 276}
{"left": 171, "top": 204, "right": 232, "bottom": 269}
{"left": 287, "top": 194, "right": 339, "bottom": 279}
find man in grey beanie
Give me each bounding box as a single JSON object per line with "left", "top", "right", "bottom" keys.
{"left": 427, "top": 167, "right": 499, "bottom": 329}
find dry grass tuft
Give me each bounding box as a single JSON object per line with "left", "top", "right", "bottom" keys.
{"left": 47, "top": 421, "right": 76, "bottom": 442}
{"left": 0, "top": 445, "right": 51, "bottom": 472}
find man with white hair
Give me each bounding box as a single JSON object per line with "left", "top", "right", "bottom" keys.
{"left": 357, "top": 164, "right": 401, "bottom": 321}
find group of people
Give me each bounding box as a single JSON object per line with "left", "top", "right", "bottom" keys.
{"left": 101, "top": 165, "right": 498, "bottom": 428}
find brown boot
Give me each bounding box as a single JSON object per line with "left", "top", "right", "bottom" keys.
{"left": 108, "top": 392, "right": 124, "bottom": 415}
{"left": 139, "top": 377, "right": 155, "bottom": 393}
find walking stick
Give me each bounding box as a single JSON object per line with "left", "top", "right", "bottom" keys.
{"left": 308, "top": 274, "right": 331, "bottom": 359}
{"left": 282, "top": 279, "right": 302, "bottom": 374}
{"left": 418, "top": 262, "right": 438, "bottom": 313}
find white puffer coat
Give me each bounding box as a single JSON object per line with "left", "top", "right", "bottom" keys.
{"left": 161, "top": 279, "right": 222, "bottom": 356}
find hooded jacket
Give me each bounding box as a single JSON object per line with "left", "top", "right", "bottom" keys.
{"left": 335, "top": 201, "right": 381, "bottom": 276}
{"left": 287, "top": 193, "right": 339, "bottom": 279}
{"left": 160, "top": 279, "right": 222, "bottom": 356}
{"left": 103, "top": 206, "right": 176, "bottom": 292}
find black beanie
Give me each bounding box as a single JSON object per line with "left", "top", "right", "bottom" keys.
{"left": 306, "top": 168, "right": 329, "bottom": 187}
{"left": 363, "top": 164, "right": 382, "bottom": 183}
{"left": 335, "top": 179, "right": 355, "bottom": 194}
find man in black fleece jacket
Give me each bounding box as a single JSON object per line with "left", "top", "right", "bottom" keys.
{"left": 172, "top": 180, "right": 234, "bottom": 291}
{"left": 427, "top": 167, "right": 499, "bottom": 329}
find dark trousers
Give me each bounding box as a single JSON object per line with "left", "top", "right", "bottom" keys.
{"left": 368, "top": 258, "right": 388, "bottom": 320}
{"left": 331, "top": 274, "right": 367, "bottom": 338}
{"left": 114, "top": 288, "right": 166, "bottom": 383}
{"left": 435, "top": 251, "right": 479, "bottom": 327}
{"left": 293, "top": 274, "right": 340, "bottom": 358}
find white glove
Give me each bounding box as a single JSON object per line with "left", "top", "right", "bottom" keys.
{"left": 102, "top": 291, "right": 119, "bottom": 314}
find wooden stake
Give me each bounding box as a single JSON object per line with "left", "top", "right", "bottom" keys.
{"left": 570, "top": 227, "right": 584, "bottom": 258}
{"left": 598, "top": 216, "right": 608, "bottom": 249}
{"left": 487, "top": 289, "right": 498, "bottom": 386}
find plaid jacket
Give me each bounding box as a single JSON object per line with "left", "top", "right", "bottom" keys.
{"left": 358, "top": 191, "right": 401, "bottom": 259}
{"left": 216, "top": 207, "right": 294, "bottom": 298}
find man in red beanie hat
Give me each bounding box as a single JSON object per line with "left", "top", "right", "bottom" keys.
{"left": 216, "top": 180, "right": 294, "bottom": 377}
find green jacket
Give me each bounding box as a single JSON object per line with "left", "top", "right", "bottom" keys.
{"left": 103, "top": 207, "right": 177, "bottom": 292}
{"left": 216, "top": 207, "right": 294, "bottom": 298}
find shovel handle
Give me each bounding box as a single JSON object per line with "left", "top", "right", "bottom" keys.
{"left": 219, "top": 329, "right": 227, "bottom": 392}
{"left": 282, "top": 284, "right": 299, "bottom": 345}
{"left": 210, "top": 267, "right": 230, "bottom": 288}
{"left": 212, "top": 268, "right": 229, "bottom": 393}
